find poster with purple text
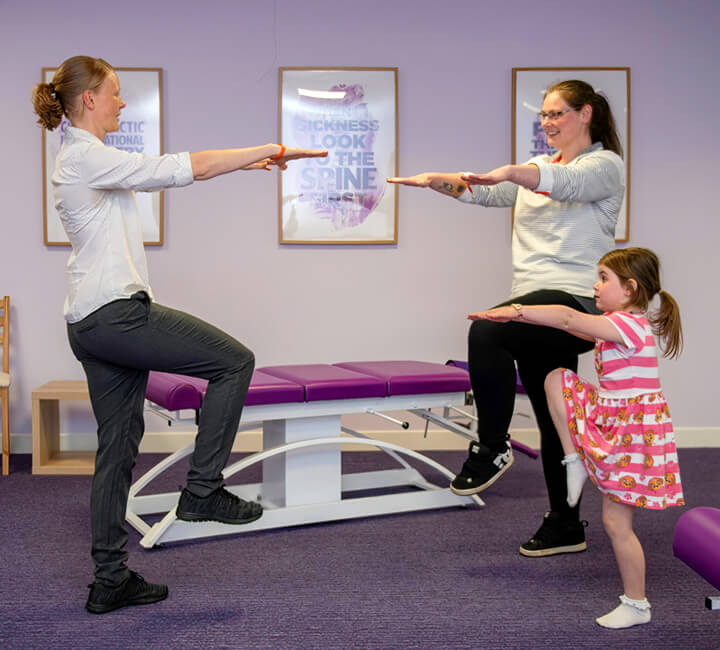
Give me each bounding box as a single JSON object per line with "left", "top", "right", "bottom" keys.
{"left": 512, "top": 68, "right": 630, "bottom": 241}
{"left": 42, "top": 68, "right": 163, "bottom": 245}
{"left": 279, "top": 68, "right": 398, "bottom": 244}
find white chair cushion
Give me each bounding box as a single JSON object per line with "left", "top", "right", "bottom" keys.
{"left": 0, "top": 372, "right": 9, "bottom": 387}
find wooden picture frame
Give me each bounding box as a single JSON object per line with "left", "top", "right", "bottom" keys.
{"left": 512, "top": 67, "right": 630, "bottom": 241}
{"left": 278, "top": 67, "right": 398, "bottom": 244}
{"left": 42, "top": 67, "right": 164, "bottom": 246}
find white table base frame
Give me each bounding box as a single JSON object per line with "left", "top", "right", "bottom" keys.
{"left": 129, "top": 392, "right": 483, "bottom": 548}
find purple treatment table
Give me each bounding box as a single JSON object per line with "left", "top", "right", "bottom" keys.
{"left": 129, "top": 361, "right": 484, "bottom": 548}
{"left": 673, "top": 507, "right": 720, "bottom": 610}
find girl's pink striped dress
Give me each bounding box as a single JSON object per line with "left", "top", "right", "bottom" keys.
{"left": 561, "top": 310, "right": 684, "bottom": 509}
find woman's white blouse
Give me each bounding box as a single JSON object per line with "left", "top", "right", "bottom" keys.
{"left": 53, "top": 126, "right": 194, "bottom": 322}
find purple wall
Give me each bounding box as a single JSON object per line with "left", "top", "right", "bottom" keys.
{"left": 1, "top": 0, "right": 718, "bottom": 438}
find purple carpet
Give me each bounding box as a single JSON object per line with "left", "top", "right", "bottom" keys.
{"left": 1, "top": 448, "right": 718, "bottom": 648}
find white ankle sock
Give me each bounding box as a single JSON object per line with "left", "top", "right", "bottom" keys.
{"left": 596, "top": 595, "right": 651, "bottom": 629}
{"left": 561, "top": 453, "right": 588, "bottom": 507}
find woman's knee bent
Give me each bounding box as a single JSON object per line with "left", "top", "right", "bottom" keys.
{"left": 468, "top": 317, "right": 515, "bottom": 354}
{"left": 228, "top": 343, "right": 254, "bottom": 375}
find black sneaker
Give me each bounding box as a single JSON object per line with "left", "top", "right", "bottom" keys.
{"left": 176, "top": 486, "right": 263, "bottom": 524}
{"left": 519, "top": 511, "right": 588, "bottom": 557}
{"left": 86, "top": 571, "right": 168, "bottom": 614}
{"left": 450, "top": 437, "right": 514, "bottom": 495}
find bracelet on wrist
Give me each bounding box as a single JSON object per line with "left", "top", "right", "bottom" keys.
{"left": 511, "top": 303, "right": 523, "bottom": 318}
{"left": 270, "top": 144, "right": 286, "bottom": 161}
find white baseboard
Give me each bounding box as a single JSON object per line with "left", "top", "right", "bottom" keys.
{"left": 9, "top": 426, "right": 720, "bottom": 455}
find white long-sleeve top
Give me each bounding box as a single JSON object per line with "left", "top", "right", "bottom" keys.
{"left": 458, "top": 142, "right": 625, "bottom": 299}
{"left": 52, "top": 126, "right": 194, "bottom": 322}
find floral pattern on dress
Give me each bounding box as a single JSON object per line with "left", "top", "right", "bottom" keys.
{"left": 561, "top": 369, "right": 684, "bottom": 510}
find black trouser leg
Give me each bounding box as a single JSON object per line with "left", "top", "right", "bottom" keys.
{"left": 68, "top": 292, "right": 255, "bottom": 585}
{"left": 80, "top": 361, "right": 148, "bottom": 587}
{"left": 467, "top": 290, "right": 594, "bottom": 518}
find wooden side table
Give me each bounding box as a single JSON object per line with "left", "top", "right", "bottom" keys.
{"left": 32, "top": 380, "right": 95, "bottom": 475}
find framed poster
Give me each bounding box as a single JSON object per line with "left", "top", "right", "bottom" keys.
{"left": 512, "top": 67, "right": 630, "bottom": 241}
{"left": 41, "top": 67, "right": 164, "bottom": 246}
{"left": 278, "top": 67, "right": 398, "bottom": 244}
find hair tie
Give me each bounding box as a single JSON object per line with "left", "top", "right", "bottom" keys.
{"left": 48, "top": 83, "right": 57, "bottom": 99}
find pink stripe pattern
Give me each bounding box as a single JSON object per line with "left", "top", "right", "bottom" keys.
{"left": 560, "top": 374, "right": 684, "bottom": 510}
{"left": 595, "top": 312, "right": 662, "bottom": 398}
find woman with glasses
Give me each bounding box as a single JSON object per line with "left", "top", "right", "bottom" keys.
{"left": 387, "top": 79, "right": 624, "bottom": 559}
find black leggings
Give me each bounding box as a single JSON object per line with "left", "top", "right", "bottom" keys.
{"left": 467, "top": 289, "right": 594, "bottom": 520}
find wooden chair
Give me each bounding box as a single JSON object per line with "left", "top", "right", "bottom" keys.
{"left": 1, "top": 296, "right": 10, "bottom": 475}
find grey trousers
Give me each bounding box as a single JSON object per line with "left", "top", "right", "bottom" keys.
{"left": 67, "top": 292, "right": 255, "bottom": 586}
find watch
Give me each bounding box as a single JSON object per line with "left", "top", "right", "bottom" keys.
{"left": 511, "top": 303, "right": 523, "bottom": 318}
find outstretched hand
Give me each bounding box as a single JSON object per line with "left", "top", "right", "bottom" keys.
{"left": 385, "top": 173, "right": 434, "bottom": 187}
{"left": 273, "top": 147, "right": 328, "bottom": 170}
{"left": 461, "top": 165, "right": 512, "bottom": 186}
{"left": 467, "top": 306, "right": 518, "bottom": 322}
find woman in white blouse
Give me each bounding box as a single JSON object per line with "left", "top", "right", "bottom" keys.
{"left": 32, "top": 55, "right": 326, "bottom": 614}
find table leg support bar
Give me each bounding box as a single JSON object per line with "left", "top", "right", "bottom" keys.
{"left": 129, "top": 435, "right": 482, "bottom": 548}
{"left": 412, "top": 408, "right": 540, "bottom": 459}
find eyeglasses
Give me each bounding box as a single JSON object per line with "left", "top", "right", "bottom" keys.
{"left": 537, "top": 108, "right": 576, "bottom": 122}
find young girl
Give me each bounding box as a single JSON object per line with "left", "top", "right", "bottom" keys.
{"left": 469, "top": 247, "right": 684, "bottom": 629}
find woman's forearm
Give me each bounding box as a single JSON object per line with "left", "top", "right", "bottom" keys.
{"left": 460, "top": 164, "right": 539, "bottom": 190}
{"left": 427, "top": 173, "right": 470, "bottom": 197}
{"left": 506, "top": 164, "right": 540, "bottom": 190}
{"left": 190, "top": 144, "right": 281, "bottom": 180}
{"left": 386, "top": 172, "right": 469, "bottom": 196}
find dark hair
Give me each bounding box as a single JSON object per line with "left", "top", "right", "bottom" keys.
{"left": 31, "top": 56, "right": 113, "bottom": 130}
{"left": 599, "top": 247, "right": 683, "bottom": 359}
{"left": 546, "top": 80, "right": 623, "bottom": 158}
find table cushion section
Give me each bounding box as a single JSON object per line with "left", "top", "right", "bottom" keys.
{"left": 147, "top": 371, "right": 306, "bottom": 409}
{"left": 258, "top": 364, "right": 387, "bottom": 401}
{"left": 335, "top": 361, "right": 470, "bottom": 396}
{"left": 246, "top": 370, "right": 305, "bottom": 406}
{"left": 146, "top": 372, "right": 204, "bottom": 411}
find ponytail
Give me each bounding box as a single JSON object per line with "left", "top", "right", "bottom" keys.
{"left": 545, "top": 79, "right": 623, "bottom": 158}
{"left": 651, "top": 290, "right": 683, "bottom": 359}
{"left": 31, "top": 83, "right": 65, "bottom": 131}
{"left": 30, "top": 56, "right": 113, "bottom": 131}
{"left": 588, "top": 92, "right": 623, "bottom": 158}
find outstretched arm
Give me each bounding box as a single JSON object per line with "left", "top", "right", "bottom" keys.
{"left": 386, "top": 172, "right": 469, "bottom": 197}
{"left": 461, "top": 164, "right": 540, "bottom": 190}
{"left": 191, "top": 144, "right": 327, "bottom": 181}
{"left": 468, "top": 304, "right": 624, "bottom": 343}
